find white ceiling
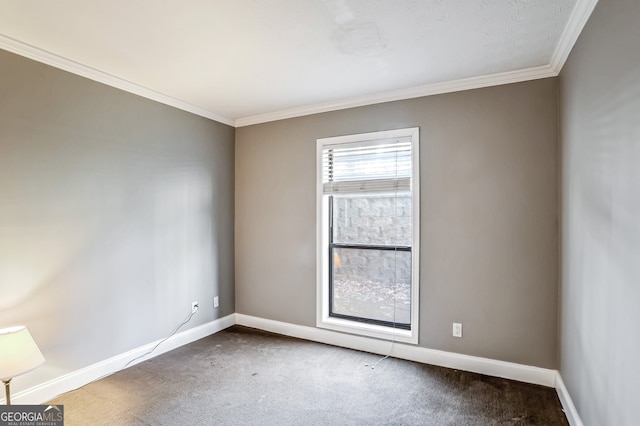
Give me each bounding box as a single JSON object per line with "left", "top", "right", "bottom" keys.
{"left": 0, "top": 0, "right": 597, "bottom": 127}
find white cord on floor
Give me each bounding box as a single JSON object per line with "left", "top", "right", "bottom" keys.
{"left": 48, "top": 306, "right": 199, "bottom": 402}
{"left": 123, "top": 306, "right": 198, "bottom": 369}
{"left": 365, "top": 353, "right": 391, "bottom": 370}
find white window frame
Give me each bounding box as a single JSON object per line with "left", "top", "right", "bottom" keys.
{"left": 316, "top": 127, "right": 420, "bottom": 344}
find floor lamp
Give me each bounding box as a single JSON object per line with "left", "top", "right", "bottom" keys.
{"left": 0, "top": 326, "right": 45, "bottom": 405}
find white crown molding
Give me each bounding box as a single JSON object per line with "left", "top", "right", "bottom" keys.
{"left": 2, "top": 314, "right": 236, "bottom": 405}
{"left": 234, "top": 65, "right": 558, "bottom": 127}
{"left": 556, "top": 372, "right": 584, "bottom": 426}
{"left": 3, "top": 0, "right": 596, "bottom": 129}
{"left": 236, "top": 313, "right": 557, "bottom": 387}
{"left": 235, "top": 0, "right": 597, "bottom": 127}
{"left": 549, "top": 0, "right": 599, "bottom": 73}
{"left": 0, "top": 34, "right": 235, "bottom": 127}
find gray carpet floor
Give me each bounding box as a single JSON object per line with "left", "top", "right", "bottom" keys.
{"left": 48, "top": 326, "right": 569, "bottom": 425}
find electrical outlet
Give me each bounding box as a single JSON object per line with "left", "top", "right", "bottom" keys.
{"left": 192, "top": 301, "right": 199, "bottom": 314}
{"left": 213, "top": 296, "right": 219, "bottom": 308}
{"left": 453, "top": 323, "right": 462, "bottom": 338}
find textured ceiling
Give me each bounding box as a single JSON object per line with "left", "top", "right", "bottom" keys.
{"left": 0, "top": 0, "right": 595, "bottom": 126}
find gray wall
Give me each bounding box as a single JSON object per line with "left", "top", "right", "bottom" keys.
{"left": 559, "top": 0, "right": 640, "bottom": 424}
{"left": 236, "top": 78, "right": 559, "bottom": 368}
{"left": 0, "top": 49, "right": 235, "bottom": 394}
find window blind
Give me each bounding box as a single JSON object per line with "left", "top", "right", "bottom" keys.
{"left": 322, "top": 137, "right": 412, "bottom": 194}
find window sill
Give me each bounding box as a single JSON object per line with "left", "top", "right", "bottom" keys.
{"left": 317, "top": 316, "right": 418, "bottom": 344}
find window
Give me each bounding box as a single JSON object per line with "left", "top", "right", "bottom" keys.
{"left": 316, "top": 128, "right": 419, "bottom": 343}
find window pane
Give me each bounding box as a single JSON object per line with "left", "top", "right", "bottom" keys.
{"left": 333, "top": 193, "right": 412, "bottom": 246}
{"left": 332, "top": 247, "right": 411, "bottom": 324}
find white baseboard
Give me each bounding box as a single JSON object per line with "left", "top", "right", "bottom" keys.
{"left": 7, "top": 311, "right": 581, "bottom": 426}
{"left": 556, "top": 372, "right": 584, "bottom": 426}
{"left": 5, "top": 314, "right": 236, "bottom": 405}
{"left": 235, "top": 313, "right": 557, "bottom": 388}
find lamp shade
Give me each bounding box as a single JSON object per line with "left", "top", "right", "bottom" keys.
{"left": 0, "top": 326, "right": 45, "bottom": 381}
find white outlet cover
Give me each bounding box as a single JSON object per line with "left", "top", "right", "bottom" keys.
{"left": 214, "top": 297, "right": 219, "bottom": 308}
{"left": 453, "top": 323, "right": 463, "bottom": 338}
